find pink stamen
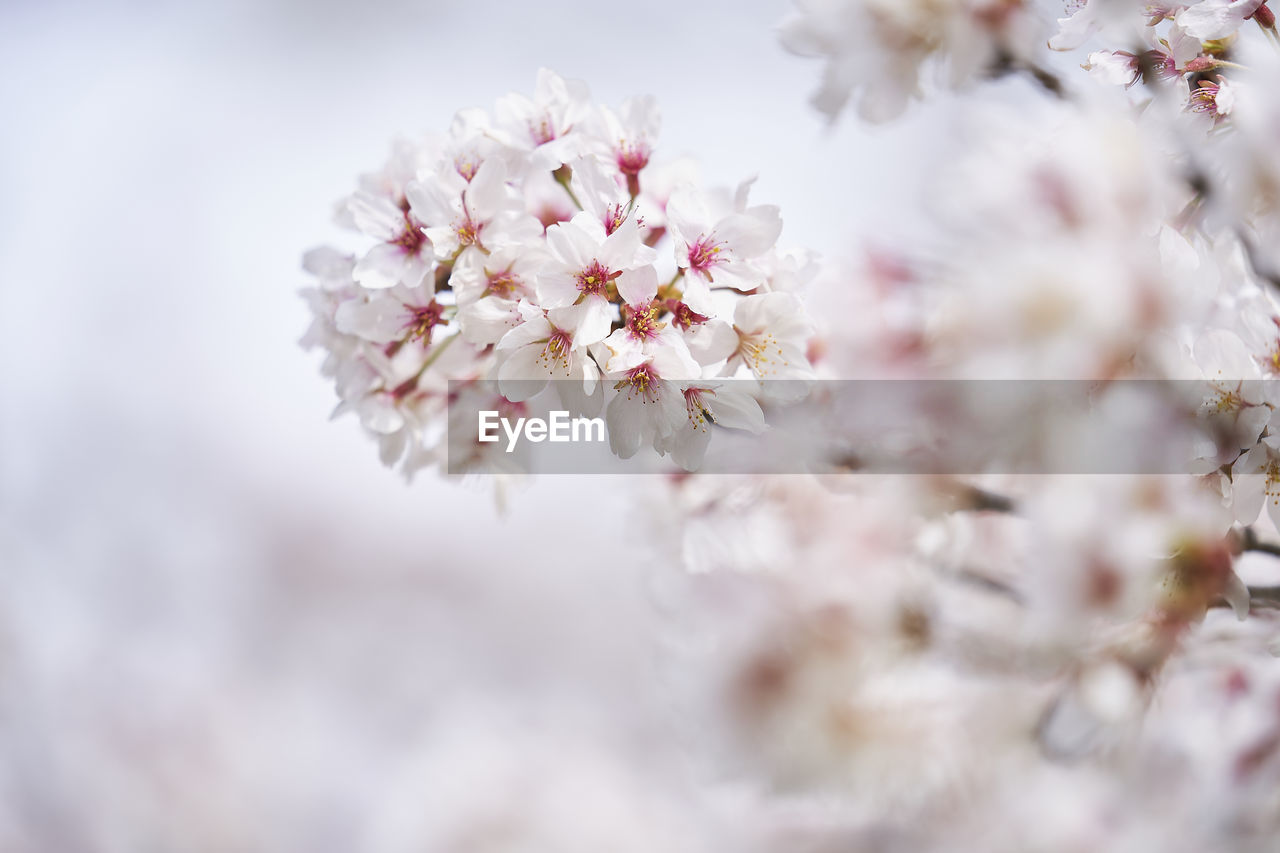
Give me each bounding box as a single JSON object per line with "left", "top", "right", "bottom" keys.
{"left": 537, "top": 326, "right": 574, "bottom": 371}
{"left": 392, "top": 217, "right": 427, "bottom": 255}
{"left": 667, "top": 300, "right": 710, "bottom": 331}
{"left": 624, "top": 301, "right": 664, "bottom": 341}
{"left": 405, "top": 300, "right": 446, "bottom": 343}
{"left": 616, "top": 141, "right": 650, "bottom": 177}
{"left": 617, "top": 363, "right": 661, "bottom": 402}
{"left": 575, "top": 260, "right": 618, "bottom": 298}
{"left": 687, "top": 235, "right": 726, "bottom": 277}
{"left": 485, "top": 269, "right": 523, "bottom": 299}
{"left": 682, "top": 386, "right": 714, "bottom": 431}
{"left": 530, "top": 116, "right": 557, "bottom": 146}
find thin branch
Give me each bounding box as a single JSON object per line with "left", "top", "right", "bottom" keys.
{"left": 957, "top": 484, "right": 1017, "bottom": 513}
{"left": 1023, "top": 64, "right": 1067, "bottom": 98}
{"left": 1241, "top": 526, "right": 1280, "bottom": 559}
{"left": 953, "top": 567, "right": 1025, "bottom": 604}
{"left": 988, "top": 50, "right": 1069, "bottom": 99}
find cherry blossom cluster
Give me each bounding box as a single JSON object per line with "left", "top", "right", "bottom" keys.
{"left": 1069, "top": 0, "right": 1275, "bottom": 127}
{"left": 1040, "top": 2, "right": 1280, "bottom": 535}
{"left": 775, "top": 0, "right": 1280, "bottom": 577}
{"left": 779, "top": 0, "right": 1050, "bottom": 121}
{"left": 301, "top": 70, "right": 817, "bottom": 478}
{"left": 285, "top": 7, "right": 1280, "bottom": 851}
{"left": 615, "top": 2, "right": 1280, "bottom": 847}
{"left": 650, "top": 473, "right": 1262, "bottom": 840}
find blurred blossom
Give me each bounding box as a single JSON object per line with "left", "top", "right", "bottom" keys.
{"left": 779, "top": 0, "right": 1049, "bottom": 121}
{"left": 14, "top": 0, "right": 1280, "bottom": 850}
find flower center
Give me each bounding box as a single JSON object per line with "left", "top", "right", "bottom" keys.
{"left": 1266, "top": 345, "right": 1280, "bottom": 376}
{"left": 485, "top": 269, "right": 522, "bottom": 299}
{"left": 668, "top": 300, "right": 710, "bottom": 330}
{"left": 604, "top": 203, "right": 627, "bottom": 236}
{"left": 575, "top": 260, "right": 618, "bottom": 298}
{"left": 1212, "top": 388, "right": 1243, "bottom": 413}
{"left": 530, "top": 116, "right": 557, "bottom": 145}
{"left": 736, "top": 329, "right": 787, "bottom": 375}
{"left": 393, "top": 217, "right": 426, "bottom": 255}
{"left": 456, "top": 216, "right": 481, "bottom": 247}
{"left": 406, "top": 301, "right": 446, "bottom": 343}
{"left": 687, "top": 236, "right": 726, "bottom": 275}
{"left": 455, "top": 158, "right": 479, "bottom": 182}
{"left": 625, "top": 301, "right": 664, "bottom": 341}
{"left": 617, "top": 363, "right": 660, "bottom": 402}
{"left": 617, "top": 141, "right": 650, "bottom": 177}
{"left": 538, "top": 327, "right": 574, "bottom": 370}
{"left": 1140, "top": 50, "right": 1178, "bottom": 82}
{"left": 683, "top": 387, "right": 713, "bottom": 431}
{"left": 1188, "top": 82, "right": 1227, "bottom": 119}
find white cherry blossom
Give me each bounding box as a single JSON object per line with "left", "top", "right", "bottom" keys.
{"left": 302, "top": 70, "right": 816, "bottom": 477}
{"left": 667, "top": 181, "right": 781, "bottom": 313}
{"left": 537, "top": 213, "right": 658, "bottom": 346}
{"left": 724, "top": 292, "right": 816, "bottom": 383}
{"left": 495, "top": 302, "right": 601, "bottom": 402}
{"left": 656, "top": 381, "right": 767, "bottom": 471}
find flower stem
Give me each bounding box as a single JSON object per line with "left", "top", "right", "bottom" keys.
{"left": 553, "top": 165, "right": 583, "bottom": 210}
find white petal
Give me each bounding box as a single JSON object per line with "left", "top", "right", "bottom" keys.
{"left": 495, "top": 314, "right": 552, "bottom": 351}
{"left": 600, "top": 215, "right": 644, "bottom": 267}
{"left": 545, "top": 221, "right": 594, "bottom": 267}
{"left": 1049, "top": 5, "right": 1099, "bottom": 51}
{"left": 685, "top": 320, "right": 739, "bottom": 366}
{"left": 405, "top": 178, "right": 457, "bottom": 228}
{"left": 681, "top": 278, "right": 716, "bottom": 317}
{"left": 574, "top": 298, "right": 614, "bottom": 346}
{"left": 465, "top": 158, "right": 510, "bottom": 219}
{"left": 1177, "top": 0, "right": 1264, "bottom": 39}
{"left": 348, "top": 192, "right": 402, "bottom": 241}
{"left": 1232, "top": 472, "right": 1266, "bottom": 525}
{"left": 603, "top": 330, "right": 646, "bottom": 374}
{"left": 664, "top": 184, "right": 707, "bottom": 249}
{"left": 1084, "top": 51, "right": 1138, "bottom": 87}
{"left": 1222, "top": 569, "right": 1252, "bottom": 621}
{"left": 1195, "top": 329, "right": 1258, "bottom": 380}
{"left": 1237, "top": 406, "right": 1272, "bottom": 450}
{"left": 458, "top": 297, "right": 521, "bottom": 346}
{"left": 303, "top": 246, "right": 355, "bottom": 282}
{"left": 606, "top": 394, "right": 645, "bottom": 459}
{"left": 354, "top": 244, "right": 410, "bottom": 290}
{"left": 616, "top": 265, "right": 658, "bottom": 306}
{"left": 497, "top": 345, "right": 551, "bottom": 402}
{"left": 335, "top": 294, "right": 409, "bottom": 343}
{"left": 717, "top": 209, "right": 781, "bottom": 258}
{"left": 535, "top": 271, "right": 580, "bottom": 308}
{"left": 357, "top": 394, "right": 405, "bottom": 434}
{"left": 423, "top": 225, "right": 459, "bottom": 261}
{"left": 650, "top": 338, "right": 701, "bottom": 380}
{"left": 707, "top": 388, "right": 766, "bottom": 433}
{"left": 663, "top": 424, "right": 712, "bottom": 472}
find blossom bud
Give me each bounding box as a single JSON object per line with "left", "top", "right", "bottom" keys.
{"left": 1250, "top": 3, "right": 1276, "bottom": 30}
